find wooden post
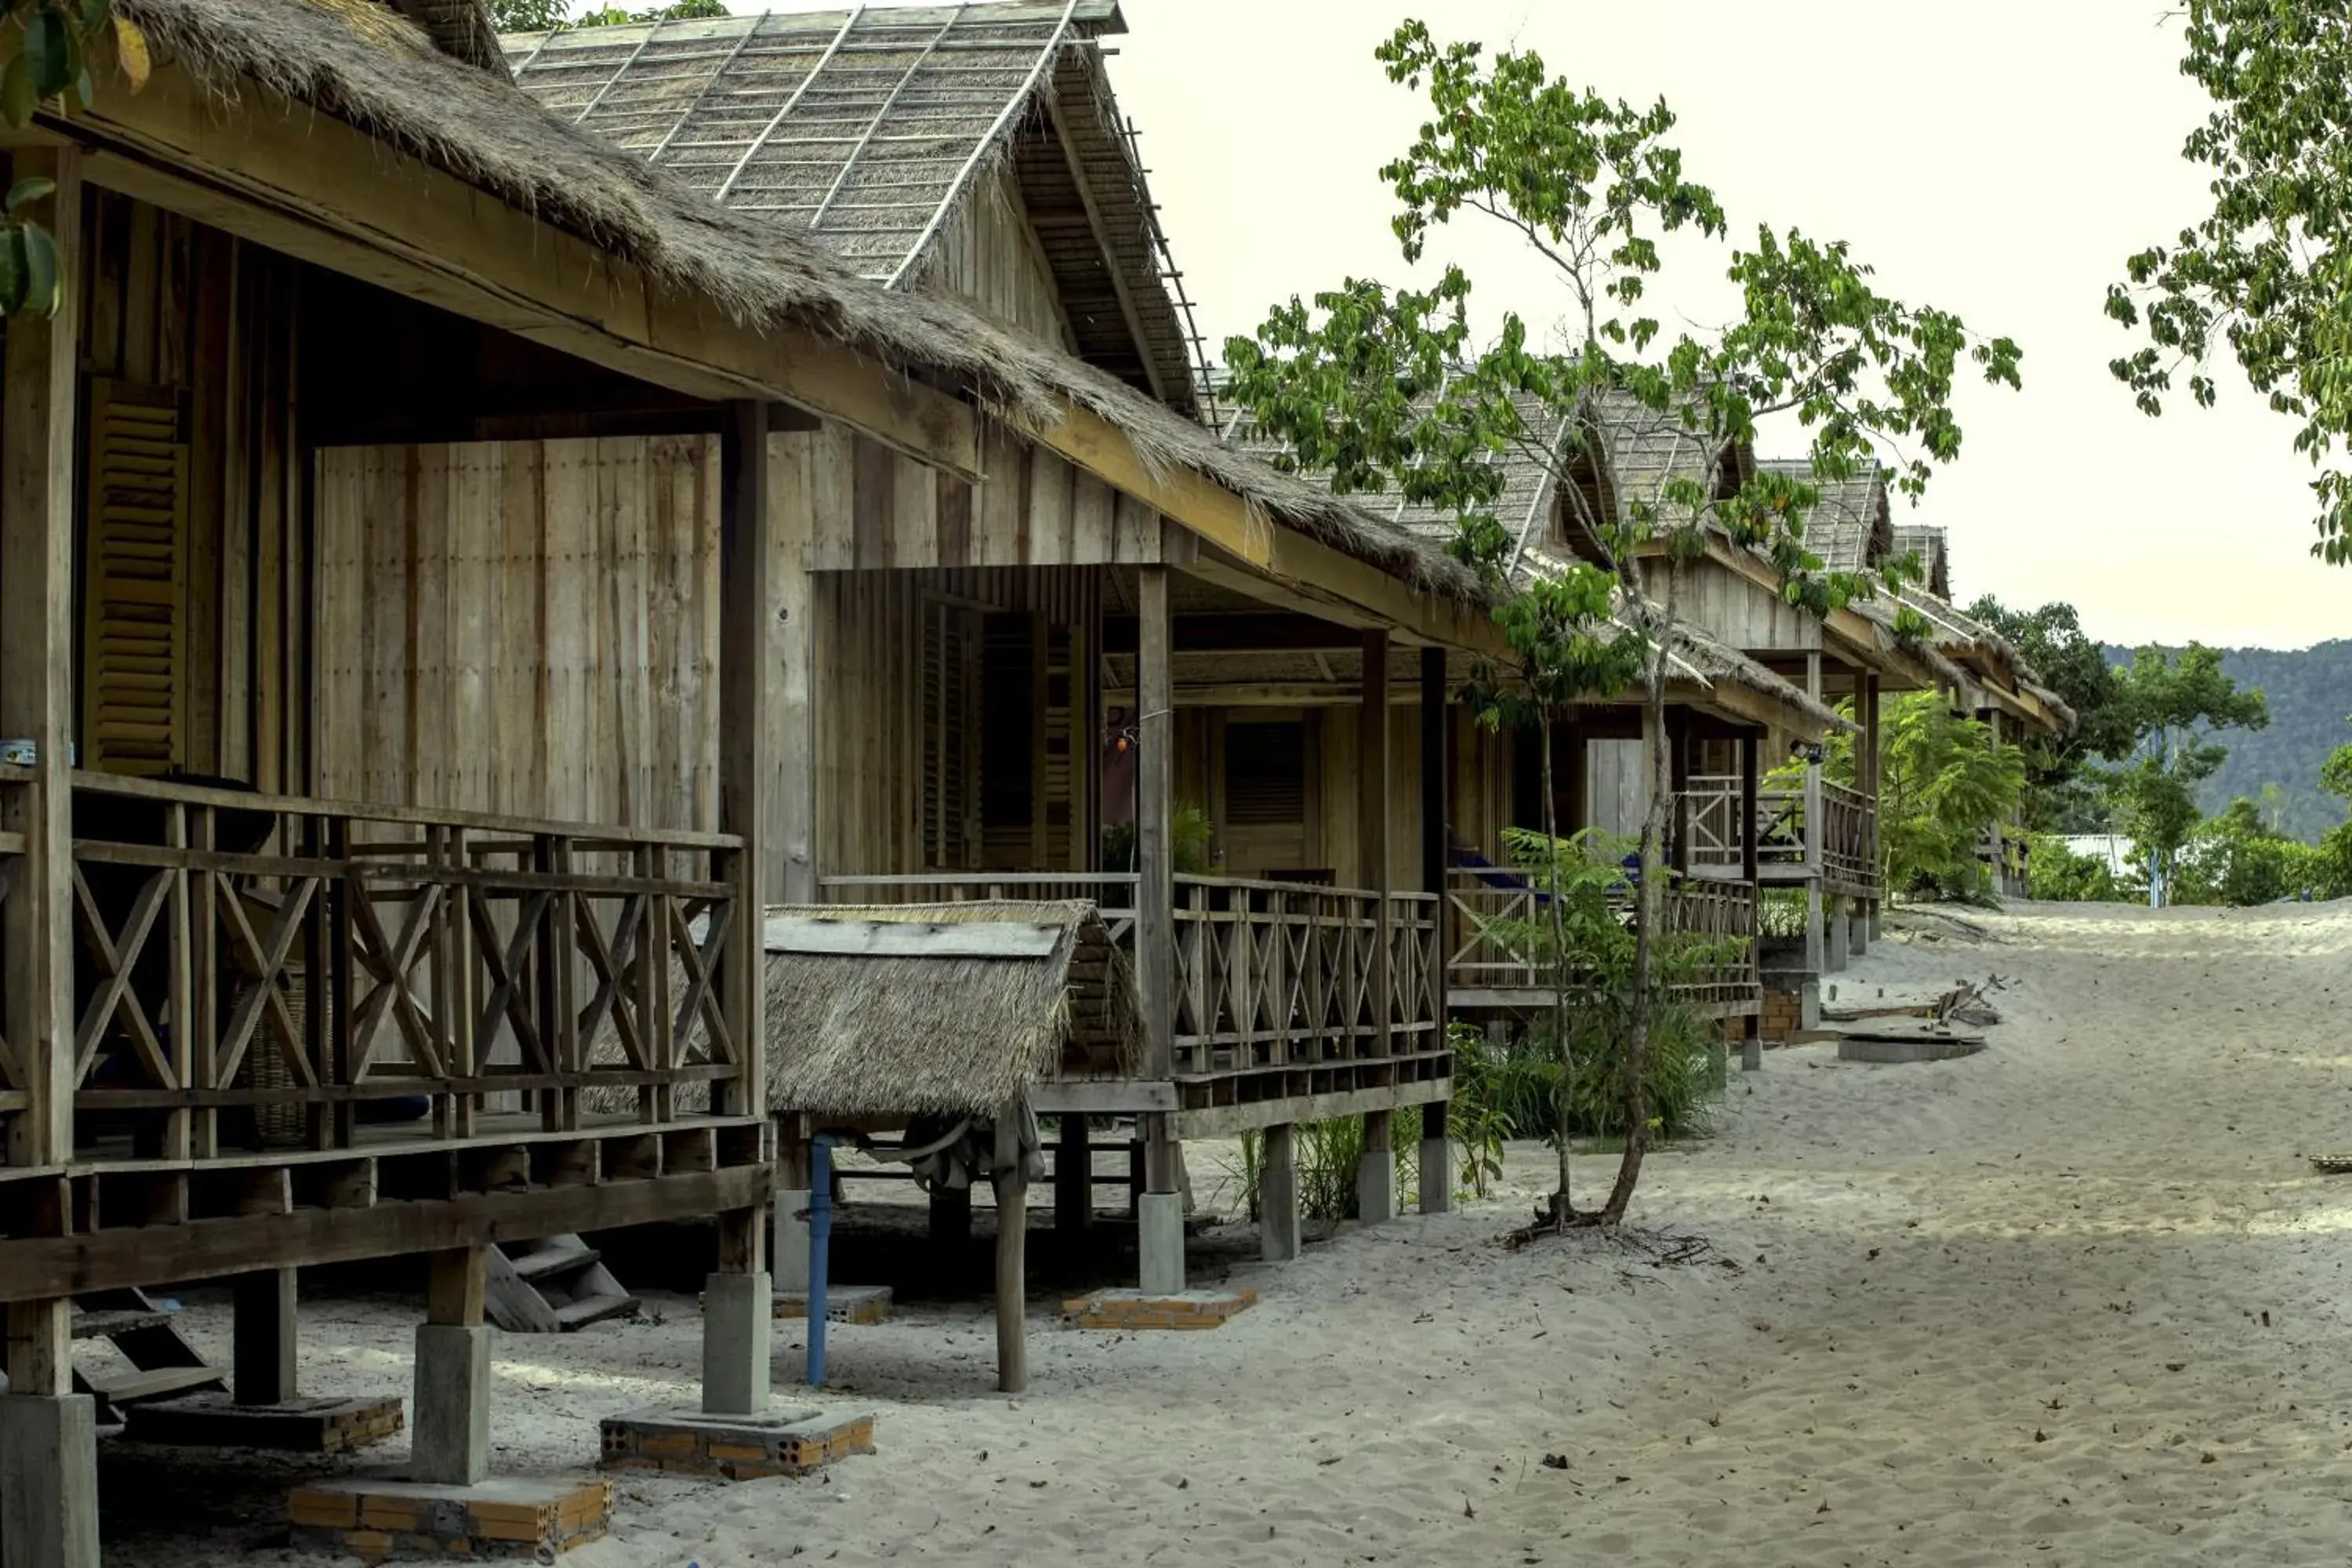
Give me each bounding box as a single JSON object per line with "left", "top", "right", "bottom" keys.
{"left": 2, "top": 163, "right": 89, "bottom": 1562}
{"left": 1802, "top": 653, "right": 1825, "bottom": 1004}
{"left": 718, "top": 399, "right": 771, "bottom": 1120}
{"left": 993, "top": 1104, "right": 1027, "bottom": 1394}
{"left": 1261, "top": 1122, "right": 1299, "bottom": 1261}
{"left": 1359, "top": 629, "right": 1391, "bottom": 1056}
{"left": 1418, "top": 647, "right": 1450, "bottom": 1216}
{"left": 1134, "top": 567, "right": 1181, "bottom": 1290}
{"left": 233, "top": 1269, "right": 299, "bottom": 1406}
{"left": 426, "top": 1247, "right": 488, "bottom": 1327}
{"left": 1054, "top": 1113, "right": 1091, "bottom": 1233}
{"left": 1738, "top": 731, "right": 1760, "bottom": 887}
{"left": 2, "top": 147, "right": 81, "bottom": 1182}
{"left": 1668, "top": 709, "right": 1692, "bottom": 872}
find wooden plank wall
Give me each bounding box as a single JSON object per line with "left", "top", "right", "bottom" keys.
{"left": 1584, "top": 738, "right": 1650, "bottom": 842}
{"left": 793, "top": 423, "right": 1169, "bottom": 573}
{"left": 63, "top": 193, "right": 304, "bottom": 793}
{"left": 912, "top": 159, "right": 1074, "bottom": 350}
{"left": 1684, "top": 557, "right": 1823, "bottom": 653}
{"left": 310, "top": 439, "right": 720, "bottom": 829}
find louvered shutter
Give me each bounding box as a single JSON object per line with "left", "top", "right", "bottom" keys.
{"left": 82, "top": 381, "right": 188, "bottom": 775}
{"left": 920, "top": 599, "right": 980, "bottom": 869}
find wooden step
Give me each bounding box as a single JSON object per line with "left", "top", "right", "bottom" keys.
{"left": 83, "top": 1365, "right": 226, "bottom": 1406}
{"left": 509, "top": 1247, "right": 601, "bottom": 1283}
{"left": 553, "top": 1294, "right": 639, "bottom": 1331}
{"left": 71, "top": 1308, "right": 174, "bottom": 1341}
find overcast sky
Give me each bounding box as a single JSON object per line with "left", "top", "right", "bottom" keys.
{"left": 1089, "top": 0, "right": 2343, "bottom": 651}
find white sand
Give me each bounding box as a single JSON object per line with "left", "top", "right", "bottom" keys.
{"left": 103, "top": 898, "right": 2352, "bottom": 1567}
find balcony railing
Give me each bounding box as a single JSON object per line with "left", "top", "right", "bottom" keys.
{"left": 1443, "top": 866, "right": 1759, "bottom": 1011}
{"left": 47, "top": 772, "right": 750, "bottom": 1172}
{"left": 818, "top": 870, "right": 1443, "bottom": 1085}
{"left": 1682, "top": 774, "right": 1881, "bottom": 898}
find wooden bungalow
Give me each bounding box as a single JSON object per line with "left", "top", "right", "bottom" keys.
{"left": 1221, "top": 396, "right": 1846, "bottom": 1067}
{"left": 490, "top": 0, "right": 1525, "bottom": 1292}
{"left": 0, "top": 0, "right": 1518, "bottom": 1552}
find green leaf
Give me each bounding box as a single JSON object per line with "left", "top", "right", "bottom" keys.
{"left": 1, "top": 53, "right": 38, "bottom": 129}
{"left": 21, "top": 220, "right": 60, "bottom": 318}
{"left": 5, "top": 176, "right": 54, "bottom": 213}
{"left": 112, "top": 14, "right": 148, "bottom": 91}
{"left": 24, "top": 8, "right": 74, "bottom": 100}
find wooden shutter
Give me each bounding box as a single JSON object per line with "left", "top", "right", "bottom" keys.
{"left": 920, "top": 599, "right": 980, "bottom": 869}
{"left": 82, "top": 381, "right": 188, "bottom": 775}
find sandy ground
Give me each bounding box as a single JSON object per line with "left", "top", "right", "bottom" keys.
{"left": 97, "top": 898, "right": 2352, "bottom": 1568}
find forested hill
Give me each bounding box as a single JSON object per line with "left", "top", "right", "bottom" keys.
{"left": 2103, "top": 640, "right": 2352, "bottom": 840}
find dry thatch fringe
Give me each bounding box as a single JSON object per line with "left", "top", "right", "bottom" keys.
{"left": 119, "top": 0, "right": 1478, "bottom": 600}
{"left": 761, "top": 902, "right": 1131, "bottom": 1119}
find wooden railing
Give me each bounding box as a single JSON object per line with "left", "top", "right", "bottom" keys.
{"left": 1169, "top": 877, "right": 1439, "bottom": 1078}
{"left": 1443, "top": 866, "right": 1759, "bottom": 1011}
{"left": 1682, "top": 774, "right": 1880, "bottom": 898}
{"left": 819, "top": 870, "right": 1443, "bottom": 1084}
{"left": 816, "top": 872, "right": 1138, "bottom": 942}
{"left": 61, "top": 772, "right": 748, "bottom": 1166}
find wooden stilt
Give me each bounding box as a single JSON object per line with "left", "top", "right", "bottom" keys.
{"left": 993, "top": 1105, "right": 1027, "bottom": 1394}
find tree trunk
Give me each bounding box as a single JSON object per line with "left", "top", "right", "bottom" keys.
{"left": 1536, "top": 706, "right": 1575, "bottom": 1226}
{"left": 1601, "top": 568, "right": 1681, "bottom": 1226}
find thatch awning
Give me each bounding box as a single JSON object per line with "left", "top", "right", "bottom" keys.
{"left": 763, "top": 901, "right": 1134, "bottom": 1120}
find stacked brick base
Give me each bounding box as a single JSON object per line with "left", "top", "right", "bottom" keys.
{"left": 1062, "top": 1288, "right": 1258, "bottom": 1330}
{"left": 287, "top": 1476, "right": 609, "bottom": 1563}
{"left": 772, "top": 1284, "right": 892, "bottom": 1325}
{"left": 126, "top": 1393, "right": 404, "bottom": 1453}
{"left": 600, "top": 1408, "right": 877, "bottom": 1481}
{"left": 1761, "top": 985, "right": 1806, "bottom": 1041}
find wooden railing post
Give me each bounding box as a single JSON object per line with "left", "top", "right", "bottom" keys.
{"left": 1359, "top": 630, "right": 1391, "bottom": 1058}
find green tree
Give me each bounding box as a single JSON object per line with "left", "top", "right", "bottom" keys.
{"left": 2107, "top": 0, "right": 2352, "bottom": 564}
{"left": 579, "top": 0, "right": 726, "bottom": 24}
{"left": 1876, "top": 693, "right": 2028, "bottom": 901}
{"left": 488, "top": 0, "right": 569, "bottom": 29}
{"left": 1966, "top": 597, "right": 2133, "bottom": 829}
{"left": 1226, "top": 21, "right": 2018, "bottom": 1229}
{"left": 2105, "top": 644, "right": 2269, "bottom": 904}
{"left": 2319, "top": 717, "right": 2352, "bottom": 893}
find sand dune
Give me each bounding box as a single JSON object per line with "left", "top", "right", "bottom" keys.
{"left": 106, "top": 898, "right": 2352, "bottom": 1567}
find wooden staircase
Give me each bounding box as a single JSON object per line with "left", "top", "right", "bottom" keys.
{"left": 71, "top": 1288, "right": 227, "bottom": 1423}
{"left": 485, "top": 1236, "right": 639, "bottom": 1333}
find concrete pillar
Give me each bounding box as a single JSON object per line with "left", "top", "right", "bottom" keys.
{"left": 772, "top": 1192, "right": 813, "bottom": 1292}
{"left": 0, "top": 1393, "right": 100, "bottom": 1568}
{"left": 1138, "top": 1192, "right": 1186, "bottom": 1293}
{"left": 1824, "top": 895, "right": 1850, "bottom": 973}
{"left": 410, "top": 1325, "right": 492, "bottom": 1486}
{"left": 1260, "top": 1123, "right": 1300, "bottom": 1262}
{"left": 1357, "top": 1109, "right": 1395, "bottom": 1225}
{"left": 1417, "top": 1101, "right": 1450, "bottom": 1215}
{"left": 1849, "top": 904, "right": 1871, "bottom": 959}
{"left": 233, "top": 1268, "right": 299, "bottom": 1406}
{"left": 1803, "top": 885, "right": 1826, "bottom": 983}
{"left": 1741, "top": 1012, "right": 1764, "bottom": 1073}
{"left": 1867, "top": 899, "right": 1882, "bottom": 942}
{"left": 701, "top": 1272, "right": 774, "bottom": 1415}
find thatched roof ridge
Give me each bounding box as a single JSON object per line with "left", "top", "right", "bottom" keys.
{"left": 385, "top": 0, "right": 506, "bottom": 76}
{"left": 121, "top": 0, "right": 1475, "bottom": 599}
{"left": 503, "top": 2, "right": 1200, "bottom": 415}
{"left": 1892, "top": 523, "right": 1950, "bottom": 598}
{"left": 763, "top": 902, "right": 1134, "bottom": 1118}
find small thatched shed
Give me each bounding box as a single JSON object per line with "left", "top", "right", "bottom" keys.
{"left": 761, "top": 901, "right": 1135, "bottom": 1121}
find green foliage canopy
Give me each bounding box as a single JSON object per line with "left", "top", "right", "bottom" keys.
{"left": 1877, "top": 694, "right": 2027, "bottom": 901}
{"left": 2108, "top": 0, "right": 2352, "bottom": 564}
{"left": 2103, "top": 644, "right": 2269, "bottom": 901}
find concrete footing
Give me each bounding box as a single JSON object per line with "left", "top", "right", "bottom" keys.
{"left": 0, "top": 1394, "right": 100, "bottom": 1568}
{"left": 1824, "top": 899, "right": 1851, "bottom": 972}
{"left": 600, "top": 1406, "right": 875, "bottom": 1481}
{"left": 701, "top": 1271, "right": 773, "bottom": 1417}
{"left": 772, "top": 1189, "right": 813, "bottom": 1292}
{"left": 1356, "top": 1149, "right": 1395, "bottom": 1225}
{"left": 1137, "top": 1191, "right": 1185, "bottom": 1293}
{"left": 1260, "top": 1124, "right": 1299, "bottom": 1262}
{"left": 122, "top": 1392, "right": 404, "bottom": 1453}
{"left": 287, "top": 1474, "right": 609, "bottom": 1563}
{"left": 1063, "top": 1288, "right": 1257, "bottom": 1330}
{"left": 772, "top": 1284, "right": 891, "bottom": 1325}
{"left": 1417, "top": 1137, "right": 1451, "bottom": 1214}
{"left": 410, "top": 1325, "right": 491, "bottom": 1488}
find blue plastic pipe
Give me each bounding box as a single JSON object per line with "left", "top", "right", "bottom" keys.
{"left": 807, "top": 1134, "right": 835, "bottom": 1387}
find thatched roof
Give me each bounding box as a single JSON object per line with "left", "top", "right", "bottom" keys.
{"left": 1893, "top": 523, "right": 1951, "bottom": 598}
{"left": 386, "top": 0, "right": 505, "bottom": 75}
{"left": 503, "top": 2, "right": 1203, "bottom": 414}
{"left": 121, "top": 0, "right": 1475, "bottom": 601}
{"left": 1755, "top": 458, "right": 1891, "bottom": 575}
{"left": 762, "top": 902, "right": 1131, "bottom": 1118}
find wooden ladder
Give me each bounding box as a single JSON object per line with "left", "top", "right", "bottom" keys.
{"left": 485, "top": 1237, "right": 640, "bottom": 1333}
{"left": 71, "top": 1287, "right": 227, "bottom": 1422}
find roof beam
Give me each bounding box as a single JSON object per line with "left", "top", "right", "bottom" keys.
{"left": 63, "top": 64, "right": 983, "bottom": 481}
{"left": 1040, "top": 92, "right": 1167, "bottom": 404}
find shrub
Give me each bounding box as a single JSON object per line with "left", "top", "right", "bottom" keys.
{"left": 2027, "top": 834, "right": 2135, "bottom": 902}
